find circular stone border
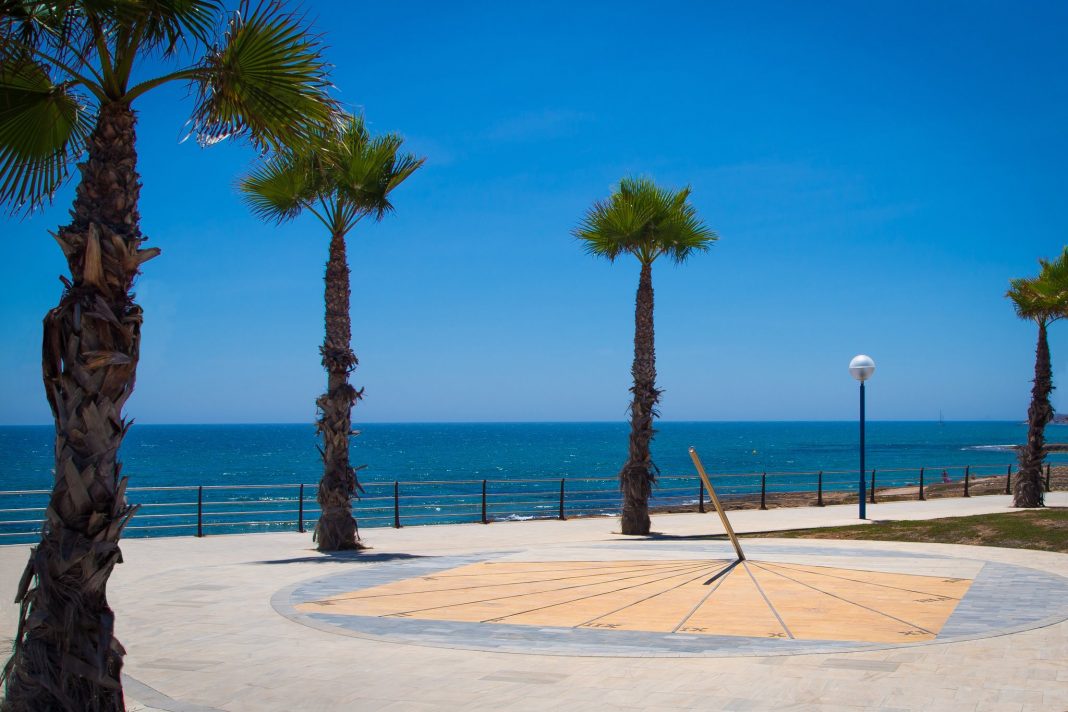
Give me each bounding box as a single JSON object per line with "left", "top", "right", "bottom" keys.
{"left": 271, "top": 541, "right": 1068, "bottom": 658}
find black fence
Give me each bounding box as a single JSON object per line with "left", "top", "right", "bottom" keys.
{"left": 0, "top": 461, "right": 1052, "bottom": 544}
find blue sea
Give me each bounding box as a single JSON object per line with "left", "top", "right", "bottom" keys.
{"left": 0, "top": 421, "right": 1048, "bottom": 540}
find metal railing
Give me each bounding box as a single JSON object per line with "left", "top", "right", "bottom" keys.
{"left": 0, "top": 461, "right": 1052, "bottom": 544}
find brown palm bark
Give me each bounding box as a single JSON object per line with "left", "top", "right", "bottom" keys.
{"left": 313, "top": 229, "right": 363, "bottom": 550}
{"left": 619, "top": 261, "right": 660, "bottom": 535}
{"left": 1015, "top": 320, "right": 1052, "bottom": 508}
{"left": 2, "top": 102, "right": 156, "bottom": 711}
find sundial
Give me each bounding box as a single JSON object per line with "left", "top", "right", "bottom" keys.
{"left": 292, "top": 449, "right": 974, "bottom": 645}
{"left": 295, "top": 556, "right": 971, "bottom": 643}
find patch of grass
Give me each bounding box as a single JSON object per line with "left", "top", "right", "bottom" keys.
{"left": 749, "top": 509, "right": 1068, "bottom": 552}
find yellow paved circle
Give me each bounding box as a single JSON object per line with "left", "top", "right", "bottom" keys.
{"left": 296, "top": 558, "right": 972, "bottom": 643}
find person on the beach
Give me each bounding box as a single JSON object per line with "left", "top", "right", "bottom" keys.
{"left": 942, "top": 469, "right": 951, "bottom": 483}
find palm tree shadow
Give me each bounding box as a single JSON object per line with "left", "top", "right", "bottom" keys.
{"left": 250, "top": 551, "right": 428, "bottom": 565}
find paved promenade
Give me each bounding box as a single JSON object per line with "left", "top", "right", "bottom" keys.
{"left": 1, "top": 493, "right": 1065, "bottom": 711}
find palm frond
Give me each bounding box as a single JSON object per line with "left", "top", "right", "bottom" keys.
{"left": 237, "top": 147, "right": 317, "bottom": 223}
{"left": 1008, "top": 247, "right": 1068, "bottom": 322}
{"left": 658, "top": 190, "right": 718, "bottom": 264}
{"left": 188, "top": 0, "right": 335, "bottom": 152}
{"left": 1, "top": 1, "right": 97, "bottom": 80}
{"left": 573, "top": 176, "right": 717, "bottom": 264}
{"left": 0, "top": 58, "right": 93, "bottom": 212}
{"left": 574, "top": 199, "right": 635, "bottom": 262}
{"left": 1006, "top": 277, "right": 1039, "bottom": 319}
{"left": 0, "top": 0, "right": 51, "bottom": 60}
{"left": 240, "top": 112, "right": 424, "bottom": 235}
{"left": 332, "top": 121, "right": 424, "bottom": 222}
{"left": 119, "top": 0, "right": 222, "bottom": 55}
{"left": 382, "top": 149, "right": 424, "bottom": 200}
{"left": 2, "top": 1, "right": 64, "bottom": 50}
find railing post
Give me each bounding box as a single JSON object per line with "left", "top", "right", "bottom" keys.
{"left": 1005, "top": 465, "right": 1012, "bottom": 496}
{"left": 393, "top": 481, "right": 401, "bottom": 528}
{"left": 919, "top": 467, "right": 926, "bottom": 501}
{"left": 698, "top": 478, "right": 706, "bottom": 513}
{"left": 298, "top": 483, "right": 305, "bottom": 533}
{"left": 1046, "top": 463, "right": 1052, "bottom": 492}
{"left": 482, "top": 479, "right": 488, "bottom": 524}
{"left": 869, "top": 468, "right": 876, "bottom": 504}
{"left": 963, "top": 466, "right": 970, "bottom": 497}
{"left": 559, "top": 478, "right": 566, "bottom": 521}
{"left": 817, "top": 471, "right": 824, "bottom": 507}
{"left": 196, "top": 485, "right": 203, "bottom": 538}
{"left": 760, "top": 472, "right": 767, "bottom": 510}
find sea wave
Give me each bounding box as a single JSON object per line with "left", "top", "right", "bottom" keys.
{"left": 962, "top": 445, "right": 1018, "bottom": 453}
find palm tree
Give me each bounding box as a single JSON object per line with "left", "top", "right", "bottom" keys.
{"left": 239, "top": 113, "right": 423, "bottom": 551}
{"left": 0, "top": 2, "right": 334, "bottom": 708}
{"left": 1006, "top": 247, "right": 1068, "bottom": 508}
{"left": 574, "top": 177, "right": 717, "bottom": 535}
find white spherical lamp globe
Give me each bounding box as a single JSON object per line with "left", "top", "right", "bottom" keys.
{"left": 849, "top": 354, "right": 876, "bottom": 382}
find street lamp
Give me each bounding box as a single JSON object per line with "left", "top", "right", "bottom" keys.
{"left": 849, "top": 354, "right": 875, "bottom": 519}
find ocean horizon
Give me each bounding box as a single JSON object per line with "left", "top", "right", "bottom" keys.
{"left": 0, "top": 420, "right": 1045, "bottom": 490}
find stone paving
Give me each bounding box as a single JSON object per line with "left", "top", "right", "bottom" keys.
{"left": 0, "top": 493, "right": 1065, "bottom": 711}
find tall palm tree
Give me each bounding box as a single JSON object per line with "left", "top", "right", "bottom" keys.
{"left": 574, "top": 177, "right": 716, "bottom": 535}
{"left": 0, "top": 2, "right": 334, "bottom": 708}
{"left": 1006, "top": 247, "right": 1068, "bottom": 508}
{"left": 239, "top": 113, "right": 423, "bottom": 551}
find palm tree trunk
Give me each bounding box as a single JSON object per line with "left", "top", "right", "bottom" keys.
{"left": 314, "top": 229, "right": 363, "bottom": 550}
{"left": 619, "top": 261, "right": 660, "bottom": 535}
{"left": 2, "top": 102, "right": 155, "bottom": 712}
{"left": 1015, "top": 320, "right": 1052, "bottom": 508}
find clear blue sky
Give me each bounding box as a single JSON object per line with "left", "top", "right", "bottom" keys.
{"left": 2, "top": 1, "right": 1067, "bottom": 424}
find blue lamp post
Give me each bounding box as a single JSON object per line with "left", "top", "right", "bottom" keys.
{"left": 849, "top": 355, "right": 875, "bottom": 519}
